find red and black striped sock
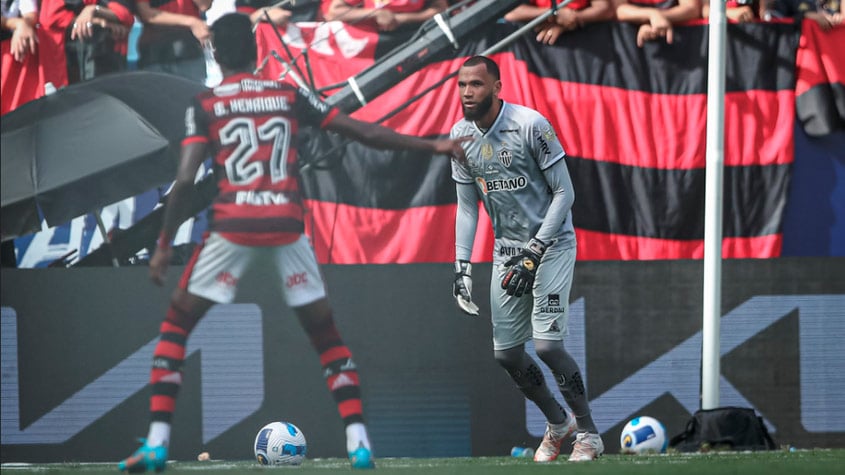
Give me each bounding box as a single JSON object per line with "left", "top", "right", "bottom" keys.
{"left": 149, "top": 307, "right": 191, "bottom": 424}
{"left": 304, "top": 318, "right": 365, "bottom": 426}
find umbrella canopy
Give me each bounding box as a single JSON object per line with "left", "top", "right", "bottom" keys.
{"left": 1, "top": 71, "right": 208, "bottom": 242}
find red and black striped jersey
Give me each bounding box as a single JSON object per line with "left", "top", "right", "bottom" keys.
{"left": 138, "top": 0, "right": 200, "bottom": 16}
{"left": 184, "top": 72, "right": 339, "bottom": 246}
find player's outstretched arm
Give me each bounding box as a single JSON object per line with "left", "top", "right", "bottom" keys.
{"left": 325, "top": 113, "right": 471, "bottom": 163}
{"left": 150, "top": 141, "right": 207, "bottom": 286}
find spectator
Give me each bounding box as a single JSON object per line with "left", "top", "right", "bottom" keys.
{"left": 236, "top": 0, "right": 292, "bottom": 26}
{"left": 505, "top": 0, "right": 616, "bottom": 45}
{"left": 764, "top": 0, "right": 842, "bottom": 30}
{"left": 322, "top": 0, "right": 448, "bottom": 32}
{"left": 1, "top": 0, "right": 38, "bottom": 63}
{"left": 702, "top": 0, "right": 762, "bottom": 21}
{"left": 1, "top": 0, "right": 40, "bottom": 115}
{"left": 702, "top": 0, "right": 762, "bottom": 22}
{"left": 39, "top": 0, "right": 136, "bottom": 88}
{"left": 135, "top": 0, "right": 212, "bottom": 83}
{"left": 616, "top": 0, "right": 701, "bottom": 47}
{"left": 65, "top": 0, "right": 136, "bottom": 83}
{"left": 237, "top": 0, "right": 319, "bottom": 25}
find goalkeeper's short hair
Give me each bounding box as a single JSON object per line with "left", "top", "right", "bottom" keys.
{"left": 462, "top": 55, "right": 500, "bottom": 80}
{"left": 211, "top": 13, "right": 257, "bottom": 71}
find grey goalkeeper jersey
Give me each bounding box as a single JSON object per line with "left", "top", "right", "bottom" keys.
{"left": 451, "top": 101, "right": 576, "bottom": 252}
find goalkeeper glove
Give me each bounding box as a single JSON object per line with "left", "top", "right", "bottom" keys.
{"left": 501, "top": 237, "right": 547, "bottom": 297}
{"left": 453, "top": 260, "right": 480, "bottom": 316}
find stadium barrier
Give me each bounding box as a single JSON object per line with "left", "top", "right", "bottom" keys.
{"left": 1, "top": 257, "right": 843, "bottom": 462}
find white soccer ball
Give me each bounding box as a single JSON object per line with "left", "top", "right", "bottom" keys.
{"left": 254, "top": 421, "right": 307, "bottom": 466}
{"left": 620, "top": 416, "right": 668, "bottom": 454}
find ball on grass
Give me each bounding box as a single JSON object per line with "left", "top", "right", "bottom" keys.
{"left": 197, "top": 452, "right": 210, "bottom": 462}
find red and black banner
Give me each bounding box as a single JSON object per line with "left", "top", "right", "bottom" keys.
{"left": 257, "top": 20, "right": 802, "bottom": 263}
{"left": 795, "top": 19, "right": 845, "bottom": 137}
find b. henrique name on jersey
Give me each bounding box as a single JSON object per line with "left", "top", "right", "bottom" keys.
{"left": 213, "top": 96, "right": 290, "bottom": 116}
{"left": 212, "top": 79, "right": 292, "bottom": 117}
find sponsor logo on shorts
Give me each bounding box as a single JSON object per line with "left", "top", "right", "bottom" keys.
{"left": 216, "top": 271, "right": 238, "bottom": 288}
{"left": 539, "top": 295, "right": 565, "bottom": 314}
{"left": 499, "top": 246, "right": 519, "bottom": 257}
{"left": 539, "top": 306, "right": 565, "bottom": 314}
{"left": 286, "top": 272, "right": 308, "bottom": 288}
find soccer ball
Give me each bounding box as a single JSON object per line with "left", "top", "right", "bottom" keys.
{"left": 254, "top": 421, "right": 307, "bottom": 466}
{"left": 620, "top": 416, "right": 668, "bottom": 454}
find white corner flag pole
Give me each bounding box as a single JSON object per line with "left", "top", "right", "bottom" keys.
{"left": 702, "top": 0, "right": 727, "bottom": 410}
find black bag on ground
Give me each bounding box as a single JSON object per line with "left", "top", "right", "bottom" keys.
{"left": 669, "top": 407, "right": 777, "bottom": 452}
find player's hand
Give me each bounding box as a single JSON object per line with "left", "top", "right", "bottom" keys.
{"left": 501, "top": 238, "right": 546, "bottom": 297}
{"left": 149, "top": 245, "right": 172, "bottom": 287}
{"left": 453, "top": 260, "right": 480, "bottom": 316}
{"left": 434, "top": 136, "right": 473, "bottom": 164}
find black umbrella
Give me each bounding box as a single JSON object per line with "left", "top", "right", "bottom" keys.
{"left": 1, "top": 71, "right": 208, "bottom": 242}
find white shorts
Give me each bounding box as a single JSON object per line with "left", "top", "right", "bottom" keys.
{"left": 183, "top": 233, "right": 326, "bottom": 307}
{"left": 489, "top": 243, "right": 576, "bottom": 351}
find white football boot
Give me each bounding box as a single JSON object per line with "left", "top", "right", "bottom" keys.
{"left": 533, "top": 413, "right": 578, "bottom": 462}
{"left": 568, "top": 431, "right": 605, "bottom": 462}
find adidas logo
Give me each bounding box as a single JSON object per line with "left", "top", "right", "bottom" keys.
{"left": 339, "top": 358, "right": 358, "bottom": 371}
{"left": 331, "top": 373, "right": 355, "bottom": 390}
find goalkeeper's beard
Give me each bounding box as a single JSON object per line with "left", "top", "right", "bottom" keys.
{"left": 462, "top": 93, "right": 494, "bottom": 121}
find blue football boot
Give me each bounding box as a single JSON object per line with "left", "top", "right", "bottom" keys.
{"left": 118, "top": 439, "right": 168, "bottom": 473}
{"left": 349, "top": 442, "right": 375, "bottom": 469}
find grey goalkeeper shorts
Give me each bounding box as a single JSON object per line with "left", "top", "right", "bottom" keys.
{"left": 489, "top": 242, "right": 576, "bottom": 351}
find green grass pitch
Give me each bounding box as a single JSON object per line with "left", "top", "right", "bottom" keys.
{"left": 3, "top": 449, "right": 845, "bottom": 475}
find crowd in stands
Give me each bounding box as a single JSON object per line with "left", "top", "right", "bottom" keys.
{"left": 2, "top": 0, "right": 843, "bottom": 115}
{"left": 0, "top": 0, "right": 842, "bottom": 268}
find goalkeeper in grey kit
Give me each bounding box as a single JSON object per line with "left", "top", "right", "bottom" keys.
{"left": 450, "top": 56, "right": 603, "bottom": 462}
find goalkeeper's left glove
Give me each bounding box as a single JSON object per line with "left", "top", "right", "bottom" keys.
{"left": 453, "top": 260, "right": 480, "bottom": 316}
{"left": 501, "top": 237, "right": 547, "bottom": 297}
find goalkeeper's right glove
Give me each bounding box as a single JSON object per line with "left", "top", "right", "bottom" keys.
{"left": 453, "top": 260, "right": 480, "bottom": 316}
{"left": 501, "top": 237, "right": 546, "bottom": 297}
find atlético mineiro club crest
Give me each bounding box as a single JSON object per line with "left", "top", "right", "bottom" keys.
{"left": 498, "top": 148, "right": 513, "bottom": 167}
